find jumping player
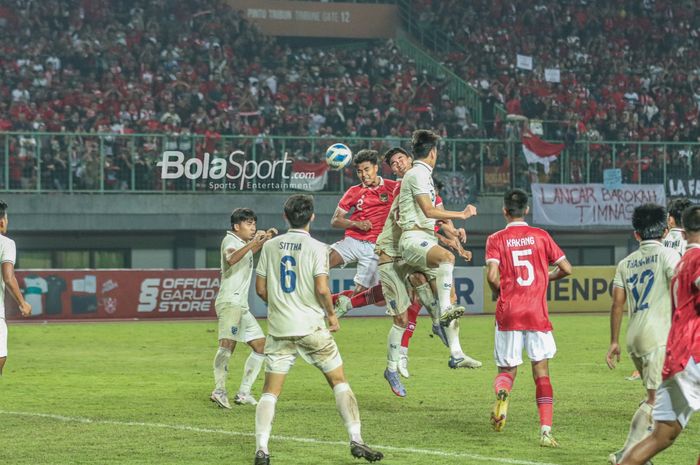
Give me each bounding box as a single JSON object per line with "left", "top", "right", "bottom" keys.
{"left": 329, "top": 149, "right": 396, "bottom": 299}
{"left": 486, "top": 189, "right": 572, "bottom": 447}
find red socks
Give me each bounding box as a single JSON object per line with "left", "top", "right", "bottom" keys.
{"left": 350, "top": 284, "right": 385, "bottom": 308}
{"left": 535, "top": 376, "right": 553, "bottom": 428}
{"left": 400, "top": 301, "right": 422, "bottom": 348}
{"left": 331, "top": 289, "right": 353, "bottom": 305}
{"left": 493, "top": 372, "right": 514, "bottom": 395}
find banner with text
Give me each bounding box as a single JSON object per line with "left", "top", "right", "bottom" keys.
{"left": 228, "top": 0, "right": 398, "bottom": 38}
{"left": 532, "top": 183, "right": 665, "bottom": 227}
{"left": 667, "top": 176, "right": 700, "bottom": 203}
{"left": 5, "top": 267, "right": 485, "bottom": 320}
{"left": 483, "top": 266, "right": 616, "bottom": 313}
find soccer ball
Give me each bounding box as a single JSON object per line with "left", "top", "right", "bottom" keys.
{"left": 325, "top": 143, "right": 352, "bottom": 170}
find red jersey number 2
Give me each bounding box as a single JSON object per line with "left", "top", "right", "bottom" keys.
{"left": 512, "top": 249, "right": 534, "bottom": 287}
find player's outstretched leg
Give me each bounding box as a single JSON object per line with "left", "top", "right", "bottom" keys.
{"left": 608, "top": 399, "right": 654, "bottom": 464}
{"left": 254, "top": 392, "right": 277, "bottom": 464}
{"left": 426, "top": 246, "right": 464, "bottom": 326}
{"left": 385, "top": 323, "right": 407, "bottom": 397}
{"left": 445, "top": 320, "right": 482, "bottom": 369}
{"left": 398, "top": 300, "right": 422, "bottom": 378}
{"left": 410, "top": 276, "right": 448, "bottom": 347}
{"left": 618, "top": 420, "right": 681, "bottom": 465}
{"left": 335, "top": 285, "right": 385, "bottom": 318}
{"left": 491, "top": 370, "right": 514, "bottom": 432}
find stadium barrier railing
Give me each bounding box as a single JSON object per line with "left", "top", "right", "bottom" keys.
{"left": 0, "top": 132, "right": 695, "bottom": 194}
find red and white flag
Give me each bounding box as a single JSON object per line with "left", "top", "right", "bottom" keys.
{"left": 522, "top": 130, "right": 564, "bottom": 174}
{"left": 289, "top": 161, "right": 328, "bottom": 191}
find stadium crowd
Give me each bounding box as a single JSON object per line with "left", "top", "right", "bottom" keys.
{"left": 412, "top": 0, "right": 700, "bottom": 144}
{"left": 0, "top": 0, "right": 699, "bottom": 190}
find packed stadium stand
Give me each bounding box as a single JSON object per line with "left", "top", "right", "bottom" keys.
{"left": 0, "top": 0, "right": 697, "bottom": 268}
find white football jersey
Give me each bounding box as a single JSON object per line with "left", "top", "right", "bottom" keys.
{"left": 256, "top": 229, "right": 329, "bottom": 337}
{"left": 0, "top": 235, "right": 16, "bottom": 319}
{"left": 613, "top": 240, "right": 680, "bottom": 357}
{"left": 663, "top": 228, "right": 686, "bottom": 256}
{"left": 397, "top": 161, "right": 436, "bottom": 231}
{"left": 215, "top": 232, "right": 253, "bottom": 309}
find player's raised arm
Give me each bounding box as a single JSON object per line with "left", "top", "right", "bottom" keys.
{"left": 414, "top": 194, "right": 476, "bottom": 221}
{"left": 330, "top": 207, "right": 371, "bottom": 232}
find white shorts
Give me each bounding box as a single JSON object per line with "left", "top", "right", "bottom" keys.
{"left": 654, "top": 357, "right": 700, "bottom": 429}
{"left": 330, "top": 236, "right": 379, "bottom": 288}
{"left": 0, "top": 318, "right": 6, "bottom": 358}
{"left": 215, "top": 303, "right": 265, "bottom": 343}
{"left": 494, "top": 326, "right": 557, "bottom": 367}
{"left": 264, "top": 328, "right": 343, "bottom": 375}
{"left": 378, "top": 261, "right": 411, "bottom": 316}
{"left": 630, "top": 346, "right": 665, "bottom": 390}
{"left": 399, "top": 230, "right": 438, "bottom": 271}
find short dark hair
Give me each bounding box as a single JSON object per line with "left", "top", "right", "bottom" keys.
{"left": 383, "top": 147, "right": 411, "bottom": 167}
{"left": 503, "top": 189, "right": 528, "bottom": 218}
{"left": 668, "top": 198, "right": 692, "bottom": 227}
{"left": 433, "top": 177, "right": 444, "bottom": 193}
{"left": 411, "top": 129, "right": 440, "bottom": 160}
{"left": 0, "top": 201, "right": 6, "bottom": 218}
{"left": 682, "top": 205, "right": 700, "bottom": 233}
{"left": 353, "top": 149, "right": 379, "bottom": 166}
{"left": 284, "top": 194, "right": 314, "bottom": 228}
{"left": 230, "top": 208, "right": 256, "bottom": 227}
{"left": 632, "top": 203, "right": 667, "bottom": 240}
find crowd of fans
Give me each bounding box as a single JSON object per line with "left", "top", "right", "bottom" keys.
{"left": 412, "top": 0, "right": 700, "bottom": 145}
{"left": 0, "top": 0, "right": 698, "bottom": 191}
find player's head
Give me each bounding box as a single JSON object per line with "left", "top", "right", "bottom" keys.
{"left": 353, "top": 149, "right": 380, "bottom": 187}
{"left": 411, "top": 129, "right": 440, "bottom": 164}
{"left": 681, "top": 205, "right": 700, "bottom": 243}
{"left": 632, "top": 203, "right": 668, "bottom": 241}
{"left": 433, "top": 177, "right": 444, "bottom": 196}
{"left": 0, "top": 200, "right": 8, "bottom": 234}
{"left": 384, "top": 147, "right": 412, "bottom": 178}
{"left": 667, "top": 198, "right": 692, "bottom": 229}
{"left": 503, "top": 189, "right": 529, "bottom": 220}
{"left": 284, "top": 194, "right": 315, "bottom": 229}
{"left": 230, "top": 208, "right": 257, "bottom": 240}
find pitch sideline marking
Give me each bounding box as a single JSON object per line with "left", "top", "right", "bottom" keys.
{"left": 0, "top": 410, "right": 561, "bottom": 465}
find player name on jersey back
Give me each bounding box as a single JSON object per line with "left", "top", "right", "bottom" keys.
{"left": 506, "top": 237, "right": 535, "bottom": 248}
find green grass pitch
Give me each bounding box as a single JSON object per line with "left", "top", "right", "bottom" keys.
{"left": 0, "top": 315, "right": 697, "bottom": 465}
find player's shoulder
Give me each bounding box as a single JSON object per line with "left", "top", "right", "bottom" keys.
{"left": 659, "top": 244, "right": 681, "bottom": 262}
{"left": 383, "top": 178, "right": 398, "bottom": 189}
{"left": 303, "top": 234, "right": 329, "bottom": 254}
{"left": 0, "top": 234, "right": 15, "bottom": 248}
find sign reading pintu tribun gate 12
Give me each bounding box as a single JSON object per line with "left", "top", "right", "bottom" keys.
{"left": 532, "top": 183, "right": 666, "bottom": 227}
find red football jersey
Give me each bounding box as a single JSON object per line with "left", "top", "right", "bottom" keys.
{"left": 485, "top": 221, "right": 566, "bottom": 332}
{"left": 664, "top": 244, "right": 700, "bottom": 380}
{"left": 337, "top": 178, "right": 397, "bottom": 243}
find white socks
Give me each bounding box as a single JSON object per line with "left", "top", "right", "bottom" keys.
{"left": 621, "top": 401, "right": 654, "bottom": 454}
{"left": 415, "top": 283, "right": 440, "bottom": 324}
{"left": 213, "top": 347, "right": 232, "bottom": 391}
{"left": 387, "top": 324, "right": 404, "bottom": 372}
{"left": 255, "top": 393, "right": 278, "bottom": 454}
{"left": 333, "top": 383, "right": 363, "bottom": 444}
{"left": 239, "top": 351, "right": 265, "bottom": 395}
{"left": 445, "top": 319, "right": 464, "bottom": 358}
{"left": 436, "top": 262, "right": 454, "bottom": 312}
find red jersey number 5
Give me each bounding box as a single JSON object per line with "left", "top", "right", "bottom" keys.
{"left": 512, "top": 249, "right": 534, "bottom": 287}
